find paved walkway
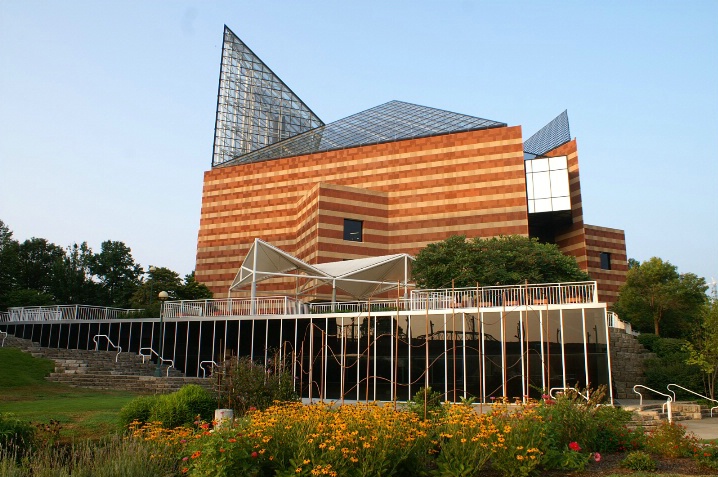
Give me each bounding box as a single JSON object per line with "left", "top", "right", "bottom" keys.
{"left": 682, "top": 417, "right": 718, "bottom": 441}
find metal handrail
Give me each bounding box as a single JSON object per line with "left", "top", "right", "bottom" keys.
{"left": 139, "top": 347, "right": 175, "bottom": 377}
{"left": 667, "top": 384, "right": 718, "bottom": 418}
{"left": 199, "top": 360, "right": 219, "bottom": 378}
{"left": 549, "top": 386, "right": 590, "bottom": 401}
{"left": 0, "top": 331, "right": 7, "bottom": 347}
{"left": 633, "top": 384, "right": 673, "bottom": 423}
{"left": 92, "top": 334, "right": 122, "bottom": 362}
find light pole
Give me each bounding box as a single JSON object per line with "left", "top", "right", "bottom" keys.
{"left": 148, "top": 266, "right": 156, "bottom": 305}
{"left": 155, "top": 290, "right": 169, "bottom": 377}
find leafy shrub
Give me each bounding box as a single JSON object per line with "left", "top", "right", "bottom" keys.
{"left": 537, "top": 386, "right": 632, "bottom": 453}
{"left": 0, "top": 413, "right": 34, "bottom": 453}
{"left": 217, "top": 354, "right": 298, "bottom": 416}
{"left": 637, "top": 333, "right": 661, "bottom": 351}
{"left": 645, "top": 421, "right": 699, "bottom": 458}
{"left": 621, "top": 450, "right": 656, "bottom": 471}
{"left": 118, "top": 395, "right": 155, "bottom": 428}
{"left": 541, "top": 446, "right": 591, "bottom": 472}
{"left": 406, "top": 386, "right": 446, "bottom": 420}
{"left": 639, "top": 335, "right": 703, "bottom": 395}
{"left": 695, "top": 443, "right": 718, "bottom": 470}
{"left": 119, "top": 385, "right": 215, "bottom": 429}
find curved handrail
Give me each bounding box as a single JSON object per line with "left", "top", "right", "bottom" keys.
{"left": 633, "top": 384, "right": 673, "bottom": 423}
{"left": 667, "top": 383, "right": 718, "bottom": 418}
{"left": 199, "top": 360, "right": 219, "bottom": 378}
{"left": 92, "top": 334, "right": 122, "bottom": 362}
{"left": 0, "top": 331, "right": 7, "bottom": 347}
{"left": 139, "top": 347, "right": 175, "bottom": 377}
{"left": 549, "top": 386, "right": 589, "bottom": 401}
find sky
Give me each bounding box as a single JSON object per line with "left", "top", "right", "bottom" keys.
{"left": 1, "top": 1, "right": 716, "bottom": 285}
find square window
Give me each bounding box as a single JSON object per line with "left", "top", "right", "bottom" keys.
{"left": 343, "top": 219, "right": 363, "bottom": 242}
{"left": 600, "top": 252, "right": 612, "bottom": 270}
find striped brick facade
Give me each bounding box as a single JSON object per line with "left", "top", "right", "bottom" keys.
{"left": 584, "top": 225, "right": 628, "bottom": 306}
{"left": 196, "top": 126, "right": 627, "bottom": 305}
{"left": 197, "top": 126, "right": 528, "bottom": 296}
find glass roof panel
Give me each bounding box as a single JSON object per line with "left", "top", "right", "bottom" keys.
{"left": 220, "top": 100, "right": 506, "bottom": 167}
{"left": 212, "top": 26, "right": 324, "bottom": 167}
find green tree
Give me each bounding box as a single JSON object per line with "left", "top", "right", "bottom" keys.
{"left": 177, "top": 271, "right": 213, "bottom": 301}
{"left": 15, "top": 238, "right": 65, "bottom": 294}
{"left": 0, "top": 220, "right": 20, "bottom": 309}
{"left": 130, "top": 266, "right": 182, "bottom": 316}
{"left": 50, "top": 242, "right": 100, "bottom": 304}
{"left": 412, "top": 235, "right": 589, "bottom": 289}
{"left": 2, "top": 289, "right": 55, "bottom": 308}
{"left": 613, "top": 257, "right": 707, "bottom": 337}
{"left": 90, "top": 240, "right": 142, "bottom": 308}
{"left": 685, "top": 298, "right": 718, "bottom": 399}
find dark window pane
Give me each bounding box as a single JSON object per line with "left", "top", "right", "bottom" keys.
{"left": 343, "top": 219, "right": 363, "bottom": 242}
{"left": 600, "top": 252, "right": 612, "bottom": 270}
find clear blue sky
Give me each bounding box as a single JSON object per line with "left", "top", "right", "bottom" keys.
{"left": 1, "top": 1, "right": 716, "bottom": 284}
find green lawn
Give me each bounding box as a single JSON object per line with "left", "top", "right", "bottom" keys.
{"left": 0, "top": 347, "right": 140, "bottom": 440}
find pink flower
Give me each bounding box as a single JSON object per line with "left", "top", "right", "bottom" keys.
{"left": 568, "top": 441, "right": 581, "bottom": 452}
{"left": 593, "top": 452, "right": 601, "bottom": 462}
{"left": 251, "top": 451, "right": 258, "bottom": 459}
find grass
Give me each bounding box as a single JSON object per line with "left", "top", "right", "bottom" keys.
{"left": 0, "top": 347, "right": 141, "bottom": 440}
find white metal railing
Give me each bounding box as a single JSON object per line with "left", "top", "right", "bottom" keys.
{"left": 309, "top": 299, "right": 409, "bottom": 314}
{"left": 634, "top": 384, "right": 673, "bottom": 423}
{"left": 411, "top": 281, "right": 597, "bottom": 310}
{"left": 93, "top": 334, "right": 122, "bottom": 362}
{"left": 162, "top": 297, "right": 306, "bottom": 319}
{"left": 0, "top": 312, "right": 9, "bottom": 322}
{"left": 7, "top": 305, "right": 144, "bottom": 322}
{"left": 199, "top": 360, "right": 219, "bottom": 378}
{"left": 667, "top": 384, "right": 718, "bottom": 417}
{"left": 0, "top": 330, "right": 7, "bottom": 347}
{"left": 607, "top": 311, "right": 636, "bottom": 334}
{"left": 139, "top": 347, "right": 175, "bottom": 376}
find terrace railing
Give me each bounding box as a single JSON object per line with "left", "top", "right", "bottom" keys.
{"left": 0, "top": 311, "right": 9, "bottom": 323}
{"left": 309, "top": 299, "right": 410, "bottom": 314}
{"left": 162, "top": 296, "right": 306, "bottom": 319}
{"left": 6, "top": 305, "right": 144, "bottom": 322}
{"left": 410, "top": 281, "right": 597, "bottom": 310}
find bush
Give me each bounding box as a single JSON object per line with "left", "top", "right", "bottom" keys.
{"left": 695, "top": 443, "right": 718, "bottom": 470}
{"left": 216, "top": 354, "right": 298, "bottom": 416}
{"left": 119, "top": 385, "right": 215, "bottom": 429}
{"left": 645, "top": 421, "right": 699, "bottom": 458}
{"left": 405, "top": 386, "right": 445, "bottom": 420}
{"left": 621, "top": 450, "right": 656, "bottom": 471}
{"left": 639, "top": 335, "right": 703, "bottom": 395}
{"left": 0, "top": 413, "right": 34, "bottom": 453}
{"left": 118, "top": 395, "right": 155, "bottom": 428}
{"left": 637, "top": 333, "right": 661, "bottom": 351}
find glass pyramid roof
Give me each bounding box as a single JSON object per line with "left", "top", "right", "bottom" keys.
{"left": 212, "top": 26, "right": 324, "bottom": 167}
{"left": 220, "top": 100, "right": 506, "bottom": 167}
{"left": 523, "top": 110, "right": 571, "bottom": 158}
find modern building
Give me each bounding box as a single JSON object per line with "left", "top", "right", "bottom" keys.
{"left": 196, "top": 26, "right": 627, "bottom": 306}
{"left": 0, "top": 26, "right": 629, "bottom": 405}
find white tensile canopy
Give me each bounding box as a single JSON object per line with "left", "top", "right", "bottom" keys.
{"left": 229, "top": 239, "right": 414, "bottom": 305}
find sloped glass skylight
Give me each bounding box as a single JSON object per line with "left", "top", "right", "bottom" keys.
{"left": 220, "top": 100, "right": 506, "bottom": 167}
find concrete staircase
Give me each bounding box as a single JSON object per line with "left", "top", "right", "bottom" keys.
{"left": 2, "top": 334, "right": 213, "bottom": 394}
{"left": 609, "top": 328, "right": 656, "bottom": 400}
